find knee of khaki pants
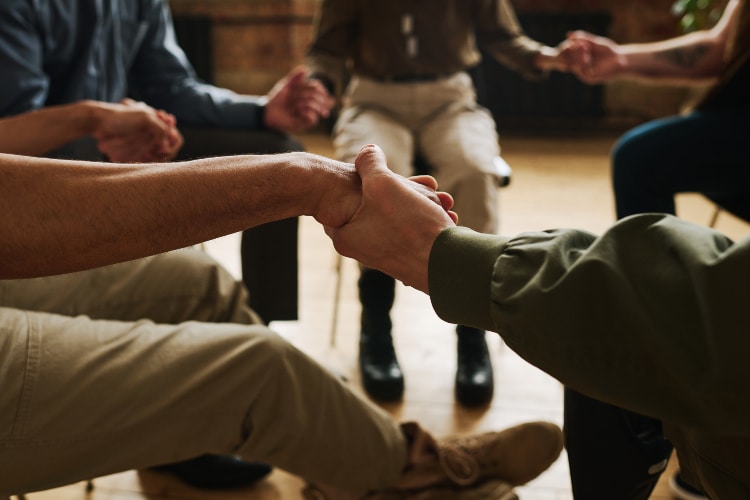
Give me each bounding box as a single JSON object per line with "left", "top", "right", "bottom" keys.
{"left": 0, "top": 249, "right": 261, "bottom": 325}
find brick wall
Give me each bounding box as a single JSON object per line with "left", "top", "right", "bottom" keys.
{"left": 169, "top": 0, "right": 315, "bottom": 94}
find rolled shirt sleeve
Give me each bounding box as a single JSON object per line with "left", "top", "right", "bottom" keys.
{"left": 429, "top": 214, "right": 750, "bottom": 435}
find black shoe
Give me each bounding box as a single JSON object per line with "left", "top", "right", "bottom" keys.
{"left": 150, "top": 454, "right": 272, "bottom": 489}
{"left": 359, "top": 333, "right": 404, "bottom": 401}
{"left": 455, "top": 326, "right": 494, "bottom": 407}
{"left": 669, "top": 471, "right": 708, "bottom": 500}
{"left": 358, "top": 269, "right": 403, "bottom": 402}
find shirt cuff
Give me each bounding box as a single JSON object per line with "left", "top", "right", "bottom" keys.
{"left": 429, "top": 226, "right": 510, "bottom": 331}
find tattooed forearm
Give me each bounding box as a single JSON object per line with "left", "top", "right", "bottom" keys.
{"left": 655, "top": 44, "right": 711, "bottom": 69}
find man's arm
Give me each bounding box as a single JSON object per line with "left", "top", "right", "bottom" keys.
{"left": 0, "top": 100, "right": 182, "bottom": 161}
{"left": 304, "top": 0, "right": 357, "bottom": 98}
{"left": 0, "top": 151, "right": 359, "bottom": 279}
{"left": 326, "top": 156, "right": 750, "bottom": 434}
{"left": 325, "top": 145, "right": 457, "bottom": 293}
{"left": 129, "top": 0, "right": 329, "bottom": 132}
{"left": 476, "top": 0, "right": 577, "bottom": 79}
{"left": 429, "top": 215, "right": 750, "bottom": 435}
{"left": 567, "top": 0, "right": 741, "bottom": 84}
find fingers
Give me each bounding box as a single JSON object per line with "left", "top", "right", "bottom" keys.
{"left": 436, "top": 191, "right": 455, "bottom": 212}
{"left": 566, "top": 30, "right": 598, "bottom": 42}
{"left": 295, "top": 80, "right": 335, "bottom": 119}
{"left": 354, "top": 145, "right": 457, "bottom": 226}
{"left": 266, "top": 67, "right": 334, "bottom": 132}
{"left": 409, "top": 174, "right": 439, "bottom": 190}
{"left": 354, "top": 144, "right": 391, "bottom": 179}
{"left": 154, "top": 127, "right": 184, "bottom": 161}
{"left": 285, "top": 66, "right": 309, "bottom": 88}
{"left": 90, "top": 100, "right": 184, "bottom": 162}
{"left": 156, "top": 109, "right": 177, "bottom": 128}
{"left": 98, "top": 135, "right": 153, "bottom": 162}
{"left": 562, "top": 42, "right": 591, "bottom": 75}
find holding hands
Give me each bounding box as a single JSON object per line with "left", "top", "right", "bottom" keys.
{"left": 94, "top": 98, "right": 183, "bottom": 162}
{"left": 324, "top": 145, "right": 457, "bottom": 294}
{"left": 563, "top": 31, "right": 626, "bottom": 83}
{"left": 537, "top": 31, "right": 625, "bottom": 84}
{"left": 264, "top": 67, "right": 335, "bottom": 132}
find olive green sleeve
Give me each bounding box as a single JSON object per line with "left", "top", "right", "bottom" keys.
{"left": 429, "top": 214, "right": 750, "bottom": 434}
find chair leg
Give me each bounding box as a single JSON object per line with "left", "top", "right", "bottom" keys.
{"left": 330, "top": 253, "right": 344, "bottom": 347}
{"left": 709, "top": 206, "right": 722, "bottom": 228}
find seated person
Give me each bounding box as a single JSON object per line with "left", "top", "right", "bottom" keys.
{"left": 562, "top": 1, "right": 750, "bottom": 496}
{"left": 0, "top": 110, "right": 564, "bottom": 498}
{"left": 0, "top": 0, "right": 336, "bottom": 329}
{"left": 328, "top": 144, "right": 750, "bottom": 499}
{"left": 303, "top": 0, "right": 580, "bottom": 407}
{"left": 0, "top": 0, "right": 334, "bottom": 483}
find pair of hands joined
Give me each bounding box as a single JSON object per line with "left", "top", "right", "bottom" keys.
{"left": 559, "top": 31, "right": 625, "bottom": 83}
{"left": 264, "top": 67, "right": 335, "bottom": 132}
{"left": 94, "top": 98, "right": 184, "bottom": 163}
{"left": 323, "top": 145, "right": 457, "bottom": 294}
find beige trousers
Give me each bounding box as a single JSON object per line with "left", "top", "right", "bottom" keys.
{"left": 0, "top": 249, "right": 405, "bottom": 495}
{"left": 334, "top": 72, "right": 501, "bottom": 234}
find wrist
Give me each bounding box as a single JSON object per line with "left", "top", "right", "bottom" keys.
{"left": 77, "top": 100, "right": 110, "bottom": 136}
{"left": 535, "top": 47, "right": 562, "bottom": 72}
{"left": 607, "top": 46, "right": 632, "bottom": 75}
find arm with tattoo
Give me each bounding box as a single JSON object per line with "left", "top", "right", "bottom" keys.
{"left": 566, "top": 0, "right": 740, "bottom": 84}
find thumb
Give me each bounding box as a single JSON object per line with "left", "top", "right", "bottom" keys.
{"left": 354, "top": 144, "right": 390, "bottom": 180}
{"left": 285, "top": 66, "right": 309, "bottom": 89}
{"left": 269, "top": 66, "right": 307, "bottom": 100}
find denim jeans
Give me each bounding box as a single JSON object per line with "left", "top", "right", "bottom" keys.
{"left": 612, "top": 110, "right": 750, "bottom": 221}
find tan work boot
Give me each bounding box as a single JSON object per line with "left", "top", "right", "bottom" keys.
{"left": 301, "top": 420, "right": 563, "bottom": 499}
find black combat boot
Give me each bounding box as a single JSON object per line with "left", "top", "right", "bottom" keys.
{"left": 358, "top": 269, "right": 404, "bottom": 401}
{"left": 455, "top": 325, "right": 494, "bottom": 407}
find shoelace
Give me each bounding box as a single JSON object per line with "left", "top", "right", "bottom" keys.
{"left": 438, "top": 444, "right": 481, "bottom": 486}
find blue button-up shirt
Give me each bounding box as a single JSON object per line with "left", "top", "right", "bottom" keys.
{"left": 0, "top": 0, "right": 265, "bottom": 128}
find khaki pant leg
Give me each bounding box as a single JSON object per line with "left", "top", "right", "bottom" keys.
{"left": 417, "top": 73, "right": 501, "bottom": 234}
{"left": 0, "top": 309, "right": 406, "bottom": 495}
{"left": 334, "top": 77, "right": 415, "bottom": 175}
{"left": 0, "top": 249, "right": 260, "bottom": 325}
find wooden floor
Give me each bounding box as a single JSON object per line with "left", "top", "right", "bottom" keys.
{"left": 21, "top": 132, "right": 749, "bottom": 499}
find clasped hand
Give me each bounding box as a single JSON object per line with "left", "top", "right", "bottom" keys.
{"left": 323, "top": 145, "right": 457, "bottom": 294}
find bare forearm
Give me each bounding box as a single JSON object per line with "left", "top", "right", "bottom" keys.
{"left": 0, "top": 152, "right": 357, "bottom": 278}
{"left": 0, "top": 102, "right": 100, "bottom": 156}
{"left": 618, "top": 0, "right": 738, "bottom": 82}
{"left": 618, "top": 32, "right": 726, "bottom": 82}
